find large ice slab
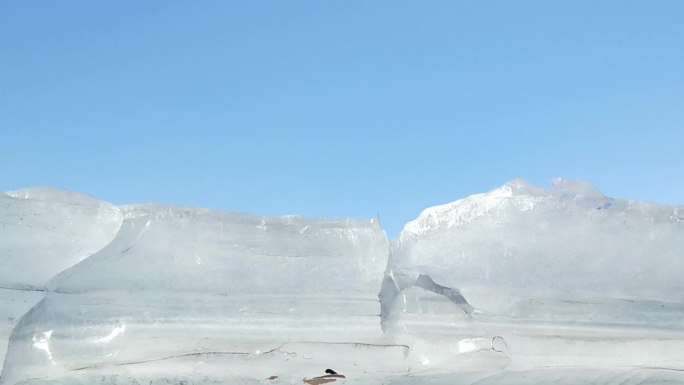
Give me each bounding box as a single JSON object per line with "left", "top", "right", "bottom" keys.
{"left": 50, "top": 206, "right": 386, "bottom": 295}
{"left": 1, "top": 203, "right": 392, "bottom": 384}
{"left": 0, "top": 189, "right": 122, "bottom": 374}
{"left": 382, "top": 179, "right": 684, "bottom": 380}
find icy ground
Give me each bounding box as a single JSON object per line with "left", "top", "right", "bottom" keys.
{"left": 1, "top": 180, "right": 683, "bottom": 384}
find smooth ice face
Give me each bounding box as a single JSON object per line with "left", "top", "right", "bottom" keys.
{"left": 1, "top": 201, "right": 392, "bottom": 385}
{"left": 0, "top": 188, "right": 122, "bottom": 290}
{"left": 390, "top": 179, "right": 684, "bottom": 301}
{"left": 0, "top": 189, "right": 122, "bottom": 374}
{"left": 382, "top": 179, "right": 684, "bottom": 377}
{"left": 49, "top": 206, "right": 387, "bottom": 295}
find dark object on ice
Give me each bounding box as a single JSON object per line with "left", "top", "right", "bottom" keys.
{"left": 303, "top": 370, "right": 346, "bottom": 385}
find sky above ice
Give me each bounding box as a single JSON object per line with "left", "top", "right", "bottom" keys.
{"left": 1, "top": 1, "right": 683, "bottom": 238}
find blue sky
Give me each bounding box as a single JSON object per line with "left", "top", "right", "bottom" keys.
{"left": 1, "top": 1, "right": 682, "bottom": 238}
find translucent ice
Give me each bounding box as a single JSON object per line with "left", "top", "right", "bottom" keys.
{"left": 0, "top": 189, "right": 122, "bottom": 373}
{"left": 382, "top": 179, "right": 684, "bottom": 380}
{"left": 0, "top": 188, "right": 122, "bottom": 290}
{"left": 2, "top": 180, "right": 684, "bottom": 385}
{"left": 0, "top": 197, "right": 392, "bottom": 384}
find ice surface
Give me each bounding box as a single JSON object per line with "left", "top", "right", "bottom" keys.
{"left": 382, "top": 179, "right": 684, "bottom": 382}
{"left": 0, "top": 189, "right": 122, "bottom": 373}
{"left": 0, "top": 194, "right": 392, "bottom": 384}
{"left": 2, "top": 180, "right": 684, "bottom": 384}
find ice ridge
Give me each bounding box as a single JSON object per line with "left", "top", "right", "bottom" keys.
{"left": 2, "top": 180, "right": 684, "bottom": 385}
{"left": 381, "top": 178, "right": 684, "bottom": 381}
{"left": 0, "top": 189, "right": 391, "bottom": 384}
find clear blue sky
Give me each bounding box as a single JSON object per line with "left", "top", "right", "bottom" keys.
{"left": 2, "top": 1, "right": 683, "bottom": 238}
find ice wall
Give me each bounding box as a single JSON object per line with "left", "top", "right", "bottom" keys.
{"left": 0, "top": 189, "right": 122, "bottom": 374}
{"left": 2, "top": 180, "right": 684, "bottom": 384}
{"left": 0, "top": 201, "right": 392, "bottom": 384}
{"left": 382, "top": 179, "right": 684, "bottom": 377}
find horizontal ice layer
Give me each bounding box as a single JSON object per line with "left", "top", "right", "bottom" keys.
{"left": 5, "top": 292, "right": 409, "bottom": 385}
{"left": 1, "top": 204, "right": 392, "bottom": 384}
{"left": 382, "top": 179, "right": 684, "bottom": 378}
{"left": 50, "top": 206, "right": 387, "bottom": 295}
{"left": 0, "top": 189, "right": 122, "bottom": 374}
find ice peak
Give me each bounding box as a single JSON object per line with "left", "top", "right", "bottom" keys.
{"left": 498, "top": 178, "right": 547, "bottom": 197}
{"left": 551, "top": 178, "right": 605, "bottom": 200}
{"left": 400, "top": 178, "right": 551, "bottom": 239}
